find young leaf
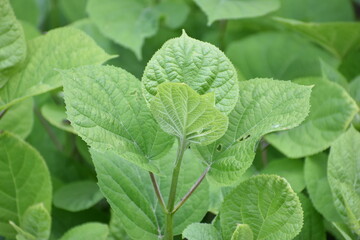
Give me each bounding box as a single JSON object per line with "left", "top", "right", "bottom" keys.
{"left": 194, "top": 78, "right": 311, "bottom": 184}
{"left": 53, "top": 180, "right": 103, "bottom": 212}
{"left": 220, "top": 175, "right": 303, "bottom": 240}
{"left": 0, "top": 132, "right": 52, "bottom": 239}
{"left": 0, "top": 27, "right": 113, "bottom": 110}
{"left": 194, "top": 0, "right": 280, "bottom": 25}
{"left": 266, "top": 78, "right": 359, "bottom": 158}
{"left": 19, "top": 203, "right": 51, "bottom": 240}
{"left": 62, "top": 65, "right": 174, "bottom": 173}
{"left": 182, "top": 223, "right": 222, "bottom": 240}
{"left": 142, "top": 31, "right": 239, "bottom": 114}
{"left": 59, "top": 222, "right": 109, "bottom": 240}
{"left": 328, "top": 126, "right": 360, "bottom": 235}
{"left": 150, "top": 82, "right": 228, "bottom": 145}
{"left": 231, "top": 224, "right": 253, "bottom": 240}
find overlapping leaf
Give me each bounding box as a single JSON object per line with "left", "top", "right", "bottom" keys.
{"left": 182, "top": 223, "right": 221, "bottom": 240}
{"left": 59, "top": 222, "right": 109, "bottom": 240}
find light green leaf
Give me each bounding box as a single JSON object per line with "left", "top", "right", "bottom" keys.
{"left": 0, "top": 0, "right": 26, "bottom": 70}
{"left": 150, "top": 82, "right": 228, "bottom": 145}
{"left": 304, "top": 153, "right": 342, "bottom": 222}
{"left": 0, "top": 27, "right": 113, "bottom": 110}
{"left": 220, "top": 175, "right": 303, "bottom": 240}
{"left": 91, "top": 144, "right": 209, "bottom": 239}
{"left": 294, "top": 194, "right": 326, "bottom": 240}
{"left": 275, "top": 18, "right": 360, "bottom": 59}
{"left": 194, "top": 78, "right": 311, "bottom": 184}
{"left": 53, "top": 181, "right": 103, "bottom": 212}
{"left": 62, "top": 65, "right": 174, "bottom": 173}
{"left": 320, "top": 60, "right": 348, "bottom": 89}
{"left": 59, "top": 0, "right": 87, "bottom": 22}
{"left": 182, "top": 223, "right": 221, "bottom": 240}
{"left": 0, "top": 132, "right": 52, "bottom": 239}
{"left": 107, "top": 211, "right": 131, "bottom": 240}
{"left": 142, "top": 30, "right": 239, "bottom": 115}
{"left": 155, "top": 0, "right": 190, "bottom": 29}
{"left": 226, "top": 32, "right": 338, "bottom": 80}
{"left": 19, "top": 20, "right": 40, "bottom": 40}
{"left": 349, "top": 76, "right": 360, "bottom": 105}
{"left": 194, "top": 0, "right": 280, "bottom": 25}
{"left": 41, "top": 103, "right": 75, "bottom": 134}
{"left": 0, "top": 98, "right": 33, "bottom": 138}
{"left": 9, "top": 0, "right": 40, "bottom": 26}
{"left": 19, "top": 203, "right": 51, "bottom": 240}
{"left": 261, "top": 159, "right": 305, "bottom": 193}
{"left": 231, "top": 224, "right": 253, "bottom": 240}
{"left": 266, "top": 77, "right": 359, "bottom": 158}
{"left": 87, "top": 0, "right": 159, "bottom": 59}
{"left": 59, "top": 222, "right": 109, "bottom": 240}
{"left": 328, "top": 126, "right": 360, "bottom": 235}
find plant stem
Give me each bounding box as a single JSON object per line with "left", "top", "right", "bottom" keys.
{"left": 0, "top": 108, "right": 8, "bottom": 120}
{"left": 149, "top": 172, "right": 167, "bottom": 213}
{"left": 172, "top": 166, "right": 210, "bottom": 214}
{"left": 164, "top": 138, "right": 187, "bottom": 240}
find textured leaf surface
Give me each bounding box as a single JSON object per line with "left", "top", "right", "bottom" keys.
{"left": 0, "top": 98, "right": 33, "bottom": 138}
{"left": 0, "top": 132, "right": 52, "bottom": 239}
{"left": 19, "top": 204, "right": 51, "bottom": 240}
{"left": 150, "top": 82, "right": 228, "bottom": 145}
{"left": 226, "top": 32, "right": 338, "bottom": 80}
{"left": 59, "top": 222, "right": 109, "bottom": 240}
{"left": 304, "top": 153, "right": 342, "bottom": 222}
{"left": 53, "top": 181, "right": 103, "bottom": 212}
{"left": 266, "top": 78, "right": 358, "bottom": 158}
{"left": 275, "top": 18, "right": 360, "bottom": 58}
{"left": 0, "top": 27, "right": 112, "bottom": 110}
{"left": 142, "top": 31, "right": 239, "bottom": 114}
{"left": 231, "top": 224, "right": 253, "bottom": 240}
{"left": 41, "top": 103, "right": 75, "bottom": 134}
{"left": 91, "top": 145, "right": 209, "bottom": 239}
{"left": 194, "top": 78, "right": 311, "bottom": 184}
{"left": 182, "top": 223, "right": 221, "bottom": 240}
{"left": 194, "top": 0, "right": 280, "bottom": 25}
{"left": 220, "top": 175, "right": 303, "bottom": 240}
{"left": 62, "top": 65, "right": 174, "bottom": 173}
{"left": 328, "top": 126, "right": 360, "bottom": 235}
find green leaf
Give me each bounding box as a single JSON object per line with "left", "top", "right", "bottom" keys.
{"left": 349, "top": 76, "right": 360, "bottom": 106}
{"left": 53, "top": 181, "right": 103, "bottom": 212}
{"left": 182, "top": 223, "right": 221, "bottom": 240}
{"left": 294, "top": 194, "right": 325, "bottom": 240}
{"left": 59, "top": 222, "right": 109, "bottom": 240}
{"left": 194, "top": 0, "right": 280, "bottom": 25}
{"left": 304, "top": 153, "right": 342, "bottom": 222}
{"left": 220, "top": 175, "right": 303, "bottom": 240}
{"left": 266, "top": 77, "right": 359, "bottom": 158}
{"left": 107, "top": 211, "right": 131, "bottom": 240}
{"left": 231, "top": 224, "right": 253, "bottom": 240}
{"left": 320, "top": 60, "right": 348, "bottom": 89}
{"left": 9, "top": 0, "right": 40, "bottom": 26}
{"left": 328, "top": 126, "right": 360, "bottom": 235}
{"left": 261, "top": 158, "right": 305, "bottom": 193}
{"left": 41, "top": 102, "right": 75, "bottom": 134}
{"left": 62, "top": 65, "right": 174, "bottom": 173}
{"left": 194, "top": 78, "right": 311, "bottom": 184}
{"left": 142, "top": 30, "right": 239, "bottom": 115}
{"left": 91, "top": 144, "right": 209, "bottom": 239}
{"left": 0, "top": 0, "right": 26, "bottom": 72}
{"left": 87, "top": 0, "right": 159, "bottom": 59}
{"left": 339, "top": 50, "right": 360, "bottom": 80}
{"left": 275, "top": 18, "right": 360, "bottom": 59}
{"left": 0, "top": 132, "right": 52, "bottom": 239}
{"left": 226, "top": 32, "right": 338, "bottom": 80}
{"left": 155, "top": 0, "right": 189, "bottom": 29}
{"left": 0, "top": 98, "right": 33, "bottom": 138}
{"left": 150, "top": 82, "right": 228, "bottom": 145}
{"left": 0, "top": 27, "right": 113, "bottom": 110}
{"left": 59, "top": 0, "right": 87, "bottom": 22}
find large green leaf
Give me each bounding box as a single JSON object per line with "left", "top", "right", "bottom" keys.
{"left": 328, "top": 126, "right": 360, "bottom": 235}
{"left": 226, "top": 32, "right": 338, "bottom": 80}
{"left": 0, "top": 27, "right": 113, "bottom": 110}
{"left": 0, "top": 132, "right": 52, "bottom": 239}
{"left": 59, "top": 0, "right": 87, "bottom": 22}
{"left": 182, "top": 223, "right": 221, "bottom": 240}
{"left": 266, "top": 78, "right": 359, "bottom": 158}
{"left": 304, "top": 153, "right": 342, "bottom": 222}
{"left": 193, "top": 78, "right": 311, "bottom": 184}
{"left": 231, "top": 224, "right": 253, "bottom": 240}
{"left": 220, "top": 175, "right": 303, "bottom": 240}
{"left": 150, "top": 82, "right": 228, "bottom": 145}
{"left": 0, "top": 98, "right": 33, "bottom": 139}
{"left": 193, "top": 0, "right": 280, "bottom": 25}
{"left": 91, "top": 144, "right": 209, "bottom": 239}
{"left": 62, "top": 65, "right": 174, "bottom": 173}
{"left": 41, "top": 102, "right": 75, "bottom": 134}
{"left": 53, "top": 181, "right": 103, "bottom": 212}
{"left": 59, "top": 222, "right": 109, "bottom": 240}
{"left": 9, "top": 0, "right": 41, "bottom": 26}
{"left": 142, "top": 31, "right": 239, "bottom": 115}
{"left": 275, "top": 18, "right": 360, "bottom": 59}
